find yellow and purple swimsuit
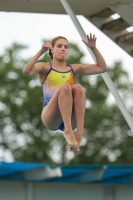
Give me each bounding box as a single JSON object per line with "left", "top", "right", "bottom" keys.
{"left": 42, "top": 62, "right": 75, "bottom": 130}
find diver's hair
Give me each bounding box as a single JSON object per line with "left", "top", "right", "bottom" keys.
{"left": 49, "top": 36, "right": 69, "bottom": 59}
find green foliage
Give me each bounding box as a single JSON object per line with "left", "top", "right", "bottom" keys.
{"left": 0, "top": 41, "right": 133, "bottom": 165}
{"left": 0, "top": 43, "right": 53, "bottom": 164}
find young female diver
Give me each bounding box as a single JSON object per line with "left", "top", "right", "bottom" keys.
{"left": 23, "top": 33, "right": 108, "bottom": 151}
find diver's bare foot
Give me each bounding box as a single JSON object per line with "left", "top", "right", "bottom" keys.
{"left": 64, "top": 130, "right": 79, "bottom": 151}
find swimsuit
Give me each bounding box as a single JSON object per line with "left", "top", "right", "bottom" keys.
{"left": 42, "top": 62, "right": 75, "bottom": 131}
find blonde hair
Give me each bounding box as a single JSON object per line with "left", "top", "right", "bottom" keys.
{"left": 49, "top": 36, "right": 69, "bottom": 59}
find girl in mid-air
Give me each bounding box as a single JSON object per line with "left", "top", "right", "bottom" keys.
{"left": 23, "top": 33, "right": 107, "bottom": 151}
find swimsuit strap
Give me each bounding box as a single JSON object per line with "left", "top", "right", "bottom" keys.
{"left": 67, "top": 64, "right": 75, "bottom": 75}
{"left": 49, "top": 62, "right": 53, "bottom": 69}
{"left": 41, "top": 62, "right": 52, "bottom": 84}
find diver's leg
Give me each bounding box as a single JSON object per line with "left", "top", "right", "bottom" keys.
{"left": 72, "top": 84, "right": 86, "bottom": 147}
{"left": 41, "top": 83, "right": 78, "bottom": 150}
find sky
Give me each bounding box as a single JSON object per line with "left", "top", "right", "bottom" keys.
{"left": 0, "top": 11, "right": 133, "bottom": 162}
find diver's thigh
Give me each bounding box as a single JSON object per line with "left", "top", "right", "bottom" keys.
{"left": 41, "top": 89, "right": 63, "bottom": 130}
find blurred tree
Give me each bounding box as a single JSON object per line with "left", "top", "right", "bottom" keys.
{"left": 0, "top": 42, "right": 133, "bottom": 165}
{"left": 0, "top": 43, "right": 53, "bottom": 164}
